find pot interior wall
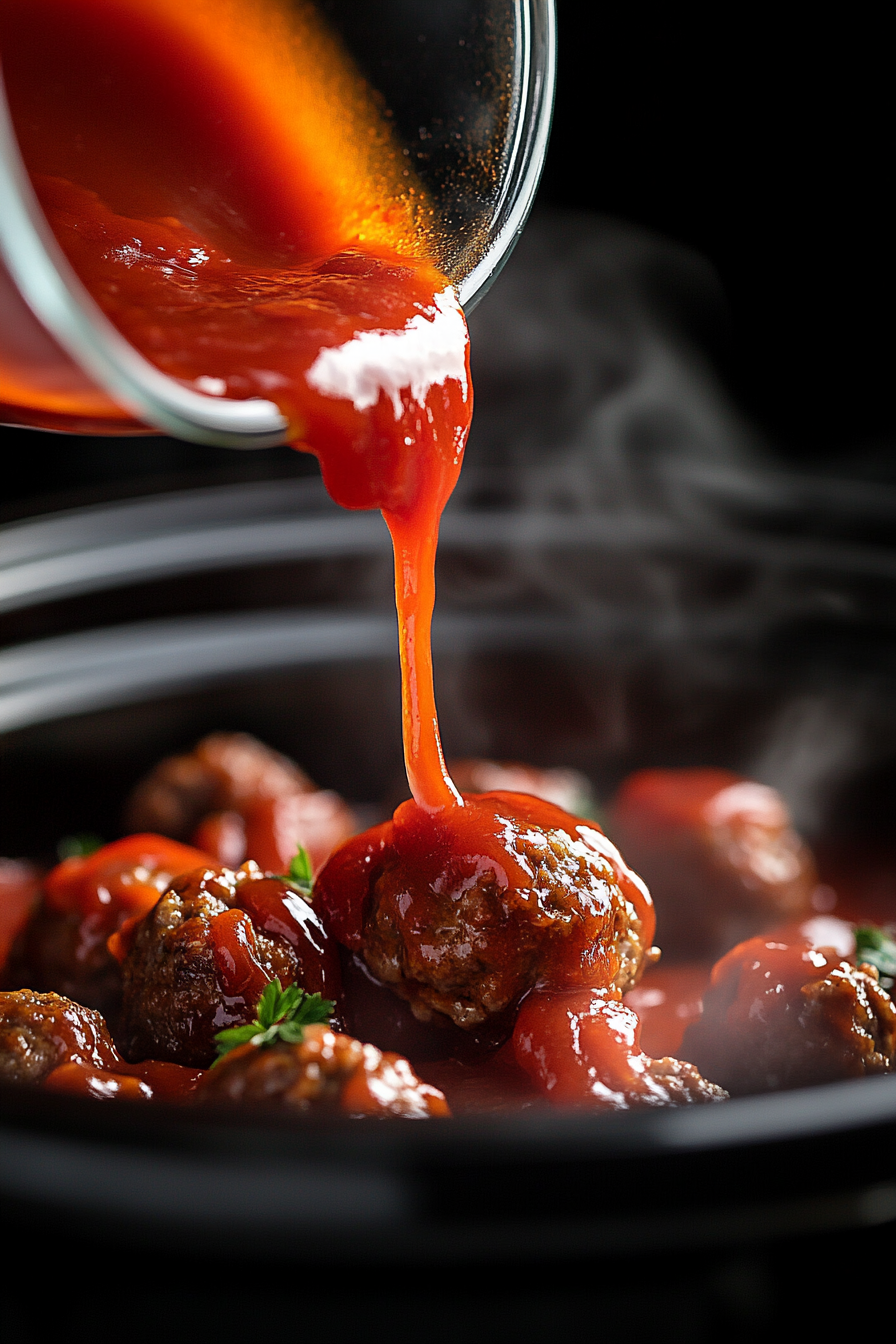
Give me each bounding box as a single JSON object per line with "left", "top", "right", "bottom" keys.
{"left": 2, "top": 621, "right": 894, "bottom": 859}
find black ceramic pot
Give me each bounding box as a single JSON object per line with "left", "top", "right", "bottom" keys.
{"left": 2, "top": 471, "right": 896, "bottom": 1331}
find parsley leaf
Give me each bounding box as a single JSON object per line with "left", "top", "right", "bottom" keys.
{"left": 212, "top": 976, "right": 334, "bottom": 1064}
{"left": 276, "top": 845, "right": 314, "bottom": 898}
{"left": 57, "top": 833, "right": 104, "bottom": 860}
{"left": 855, "top": 924, "right": 896, "bottom": 989}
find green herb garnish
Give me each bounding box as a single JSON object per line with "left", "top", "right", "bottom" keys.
{"left": 57, "top": 833, "right": 104, "bottom": 860}
{"left": 855, "top": 924, "right": 896, "bottom": 989}
{"left": 276, "top": 846, "right": 314, "bottom": 899}
{"left": 212, "top": 977, "right": 334, "bottom": 1064}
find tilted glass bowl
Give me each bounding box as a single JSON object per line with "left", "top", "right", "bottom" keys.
{"left": 0, "top": 0, "right": 555, "bottom": 445}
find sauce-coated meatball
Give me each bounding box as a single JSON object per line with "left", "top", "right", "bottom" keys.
{"left": 124, "top": 732, "right": 315, "bottom": 838}
{"left": 610, "top": 769, "right": 817, "bottom": 960}
{"left": 513, "top": 986, "right": 728, "bottom": 1109}
{"left": 0, "top": 989, "right": 202, "bottom": 1100}
{"left": 681, "top": 931, "right": 896, "bottom": 1094}
{"left": 124, "top": 732, "right": 355, "bottom": 874}
{"left": 0, "top": 988, "right": 117, "bottom": 1086}
{"left": 447, "top": 760, "right": 596, "bottom": 817}
{"left": 317, "top": 792, "right": 655, "bottom": 1032}
{"left": 200, "top": 1023, "right": 449, "bottom": 1117}
{"left": 4, "top": 835, "right": 213, "bottom": 1022}
{"left": 117, "top": 861, "right": 340, "bottom": 1067}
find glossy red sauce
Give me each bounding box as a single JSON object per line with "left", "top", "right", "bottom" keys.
{"left": 46, "top": 835, "right": 214, "bottom": 921}
{"left": 624, "top": 963, "right": 711, "bottom": 1059}
{"left": 108, "top": 863, "right": 341, "bottom": 1020}
{"left": 44, "top": 1057, "right": 203, "bottom": 1102}
{"left": 45, "top": 833, "right": 216, "bottom": 978}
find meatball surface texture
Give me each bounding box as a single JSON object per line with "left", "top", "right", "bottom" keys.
{"left": 200, "top": 1022, "right": 449, "bottom": 1117}
{"left": 118, "top": 861, "right": 340, "bottom": 1067}
{"left": 681, "top": 931, "right": 896, "bottom": 1095}
{"left": 316, "top": 792, "right": 655, "bottom": 1032}
{"left": 0, "top": 988, "right": 117, "bottom": 1085}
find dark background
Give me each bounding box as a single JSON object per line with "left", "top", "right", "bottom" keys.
{"left": 1, "top": 0, "right": 893, "bottom": 516}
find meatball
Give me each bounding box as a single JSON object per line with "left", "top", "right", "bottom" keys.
{"left": 513, "top": 987, "right": 727, "bottom": 1109}
{"left": 4, "top": 834, "right": 213, "bottom": 1021}
{"left": 609, "top": 769, "right": 817, "bottom": 961}
{"left": 199, "top": 1023, "right": 449, "bottom": 1117}
{"left": 117, "top": 861, "right": 341, "bottom": 1067}
{"left": 0, "top": 988, "right": 118, "bottom": 1086}
{"left": 680, "top": 931, "right": 896, "bottom": 1095}
{"left": 124, "top": 732, "right": 356, "bottom": 874}
{"left": 316, "top": 792, "right": 655, "bottom": 1033}
{"left": 4, "top": 904, "right": 121, "bottom": 1021}
{"left": 124, "top": 732, "right": 314, "bottom": 839}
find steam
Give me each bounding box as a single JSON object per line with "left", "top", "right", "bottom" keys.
{"left": 432, "top": 208, "right": 896, "bottom": 833}
{"left": 747, "top": 693, "right": 882, "bottom": 837}
{"left": 462, "top": 209, "right": 762, "bottom": 515}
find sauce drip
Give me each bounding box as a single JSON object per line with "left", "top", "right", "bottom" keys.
{"left": 1, "top": 0, "right": 471, "bottom": 809}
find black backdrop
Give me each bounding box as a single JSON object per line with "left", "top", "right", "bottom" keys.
{"left": 1, "top": 0, "right": 893, "bottom": 514}
{"left": 539, "top": 1, "right": 894, "bottom": 468}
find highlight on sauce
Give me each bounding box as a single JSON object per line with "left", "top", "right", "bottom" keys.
{"left": 2, "top": 1, "right": 896, "bottom": 1119}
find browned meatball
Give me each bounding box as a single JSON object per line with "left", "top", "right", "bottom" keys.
{"left": 118, "top": 861, "right": 341, "bottom": 1067}
{"left": 0, "top": 989, "right": 118, "bottom": 1086}
{"left": 124, "top": 732, "right": 355, "bottom": 875}
{"left": 610, "top": 769, "right": 817, "bottom": 960}
{"left": 4, "top": 904, "right": 123, "bottom": 1021}
{"left": 681, "top": 933, "right": 896, "bottom": 1095}
{"left": 317, "top": 793, "right": 655, "bottom": 1035}
{"left": 199, "top": 1022, "right": 449, "bottom": 1117}
{"left": 362, "top": 841, "right": 646, "bottom": 1031}
{"left": 124, "top": 732, "right": 314, "bottom": 840}
{"left": 4, "top": 835, "right": 217, "bottom": 1025}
